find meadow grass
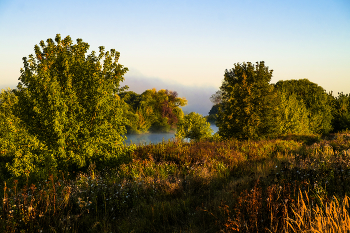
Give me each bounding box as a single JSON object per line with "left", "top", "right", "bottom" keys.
{"left": 1, "top": 132, "right": 350, "bottom": 232}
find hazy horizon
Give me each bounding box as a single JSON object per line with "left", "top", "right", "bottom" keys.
{"left": 1, "top": 0, "right": 349, "bottom": 114}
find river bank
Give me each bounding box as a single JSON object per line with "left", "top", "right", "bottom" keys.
{"left": 124, "top": 124, "right": 219, "bottom": 145}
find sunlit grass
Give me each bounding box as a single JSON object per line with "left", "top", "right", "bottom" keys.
{"left": 287, "top": 190, "right": 350, "bottom": 232}
{"left": 1, "top": 131, "right": 350, "bottom": 232}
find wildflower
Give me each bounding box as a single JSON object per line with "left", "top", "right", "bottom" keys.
{"left": 28, "top": 206, "right": 33, "bottom": 212}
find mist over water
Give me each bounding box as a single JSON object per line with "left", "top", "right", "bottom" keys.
{"left": 124, "top": 124, "right": 219, "bottom": 145}
{"left": 123, "top": 70, "right": 218, "bottom": 116}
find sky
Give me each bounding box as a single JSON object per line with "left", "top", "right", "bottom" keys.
{"left": 1, "top": 0, "right": 349, "bottom": 115}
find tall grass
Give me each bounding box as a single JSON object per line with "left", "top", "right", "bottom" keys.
{"left": 287, "top": 190, "right": 350, "bottom": 232}
{"left": 1, "top": 132, "right": 350, "bottom": 232}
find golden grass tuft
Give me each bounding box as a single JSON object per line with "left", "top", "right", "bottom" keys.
{"left": 287, "top": 190, "right": 350, "bottom": 233}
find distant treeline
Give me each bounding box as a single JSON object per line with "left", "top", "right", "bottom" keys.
{"left": 119, "top": 89, "right": 187, "bottom": 134}
{"left": 207, "top": 62, "right": 350, "bottom": 139}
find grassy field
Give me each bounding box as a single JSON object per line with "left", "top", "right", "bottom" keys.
{"left": 2, "top": 132, "right": 350, "bottom": 232}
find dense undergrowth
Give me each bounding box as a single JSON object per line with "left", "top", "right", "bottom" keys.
{"left": 2, "top": 132, "right": 350, "bottom": 232}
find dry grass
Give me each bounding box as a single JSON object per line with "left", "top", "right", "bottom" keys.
{"left": 1, "top": 132, "right": 350, "bottom": 232}
{"left": 287, "top": 190, "right": 350, "bottom": 233}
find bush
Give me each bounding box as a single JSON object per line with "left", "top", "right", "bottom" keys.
{"left": 176, "top": 112, "right": 213, "bottom": 141}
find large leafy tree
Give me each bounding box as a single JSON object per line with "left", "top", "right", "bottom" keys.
{"left": 14, "top": 34, "right": 131, "bottom": 172}
{"left": 274, "top": 79, "right": 333, "bottom": 134}
{"left": 217, "top": 61, "right": 279, "bottom": 140}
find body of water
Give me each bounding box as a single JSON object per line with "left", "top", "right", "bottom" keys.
{"left": 124, "top": 124, "right": 218, "bottom": 145}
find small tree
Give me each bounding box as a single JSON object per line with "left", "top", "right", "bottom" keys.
{"left": 176, "top": 112, "right": 213, "bottom": 141}
{"left": 217, "top": 61, "right": 279, "bottom": 140}
{"left": 14, "top": 34, "right": 132, "bottom": 174}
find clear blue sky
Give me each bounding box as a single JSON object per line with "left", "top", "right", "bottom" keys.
{"left": 1, "top": 0, "right": 349, "bottom": 114}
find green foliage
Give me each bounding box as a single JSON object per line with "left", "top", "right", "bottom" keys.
{"left": 217, "top": 61, "right": 280, "bottom": 140}
{"left": 8, "top": 34, "right": 132, "bottom": 176}
{"left": 208, "top": 90, "right": 222, "bottom": 124}
{"left": 207, "top": 104, "right": 220, "bottom": 123}
{"left": 330, "top": 92, "right": 350, "bottom": 132}
{"left": 120, "top": 88, "right": 187, "bottom": 133}
{"left": 176, "top": 112, "right": 213, "bottom": 141}
{"left": 0, "top": 89, "right": 53, "bottom": 179}
{"left": 275, "top": 79, "right": 333, "bottom": 134}
{"left": 118, "top": 91, "right": 143, "bottom": 133}
{"left": 277, "top": 91, "right": 311, "bottom": 135}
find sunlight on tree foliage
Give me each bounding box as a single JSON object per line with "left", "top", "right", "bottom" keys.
{"left": 120, "top": 89, "right": 187, "bottom": 133}
{"left": 3, "top": 34, "right": 134, "bottom": 177}
{"left": 277, "top": 91, "right": 311, "bottom": 135}
{"left": 217, "top": 61, "right": 280, "bottom": 140}
{"left": 176, "top": 112, "right": 213, "bottom": 141}
{"left": 275, "top": 79, "right": 333, "bottom": 134}
{"left": 0, "top": 88, "right": 50, "bottom": 178}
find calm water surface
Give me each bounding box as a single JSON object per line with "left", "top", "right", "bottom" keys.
{"left": 124, "top": 124, "right": 218, "bottom": 145}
